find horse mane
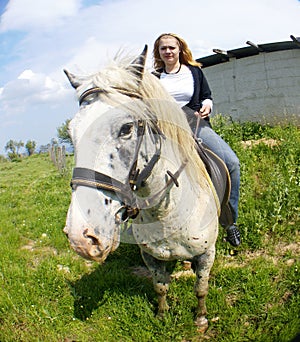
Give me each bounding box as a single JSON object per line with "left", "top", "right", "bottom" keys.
{"left": 76, "top": 54, "right": 217, "bottom": 201}
{"left": 139, "top": 71, "right": 212, "bottom": 191}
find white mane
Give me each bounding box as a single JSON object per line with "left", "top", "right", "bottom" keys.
{"left": 72, "top": 54, "right": 218, "bottom": 208}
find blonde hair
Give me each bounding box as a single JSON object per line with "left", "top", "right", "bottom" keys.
{"left": 153, "top": 33, "right": 202, "bottom": 70}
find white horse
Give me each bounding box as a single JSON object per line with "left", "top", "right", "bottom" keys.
{"left": 63, "top": 46, "right": 221, "bottom": 331}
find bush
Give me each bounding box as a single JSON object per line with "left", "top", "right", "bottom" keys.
{"left": 0, "top": 155, "right": 8, "bottom": 163}
{"left": 211, "top": 115, "right": 300, "bottom": 249}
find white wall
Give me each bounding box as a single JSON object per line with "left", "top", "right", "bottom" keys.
{"left": 203, "top": 49, "right": 300, "bottom": 124}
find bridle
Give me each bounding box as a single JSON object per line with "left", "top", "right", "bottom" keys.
{"left": 71, "top": 86, "right": 187, "bottom": 222}
{"left": 78, "top": 86, "right": 142, "bottom": 106}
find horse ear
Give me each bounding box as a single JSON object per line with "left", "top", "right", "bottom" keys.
{"left": 64, "top": 69, "right": 81, "bottom": 89}
{"left": 128, "top": 45, "right": 148, "bottom": 80}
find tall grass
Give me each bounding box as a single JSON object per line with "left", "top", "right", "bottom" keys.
{"left": 211, "top": 116, "right": 299, "bottom": 249}
{"left": 0, "top": 119, "right": 299, "bottom": 341}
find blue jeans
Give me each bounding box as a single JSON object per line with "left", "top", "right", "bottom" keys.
{"left": 198, "top": 124, "right": 240, "bottom": 223}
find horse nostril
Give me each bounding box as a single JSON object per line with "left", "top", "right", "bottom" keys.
{"left": 87, "top": 235, "right": 99, "bottom": 245}
{"left": 83, "top": 228, "right": 101, "bottom": 246}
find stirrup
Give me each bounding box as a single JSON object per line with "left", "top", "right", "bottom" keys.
{"left": 226, "top": 224, "right": 241, "bottom": 247}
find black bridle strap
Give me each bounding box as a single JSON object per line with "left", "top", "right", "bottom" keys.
{"left": 136, "top": 158, "right": 188, "bottom": 209}
{"left": 128, "top": 120, "right": 165, "bottom": 191}
{"left": 112, "top": 86, "right": 142, "bottom": 99}
{"left": 71, "top": 167, "right": 134, "bottom": 204}
{"left": 79, "top": 88, "right": 105, "bottom": 105}
{"left": 70, "top": 160, "right": 188, "bottom": 219}
{"left": 79, "top": 86, "right": 142, "bottom": 105}
{"left": 135, "top": 152, "right": 160, "bottom": 189}
{"left": 128, "top": 120, "right": 146, "bottom": 189}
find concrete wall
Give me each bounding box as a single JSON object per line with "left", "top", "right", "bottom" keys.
{"left": 202, "top": 49, "right": 300, "bottom": 124}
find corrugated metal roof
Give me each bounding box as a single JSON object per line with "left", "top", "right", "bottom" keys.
{"left": 197, "top": 35, "right": 300, "bottom": 68}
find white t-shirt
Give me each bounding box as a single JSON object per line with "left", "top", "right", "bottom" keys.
{"left": 159, "top": 65, "right": 213, "bottom": 111}
{"left": 160, "top": 67, "right": 194, "bottom": 107}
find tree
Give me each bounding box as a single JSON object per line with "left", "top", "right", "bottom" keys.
{"left": 25, "top": 140, "right": 36, "bottom": 156}
{"left": 57, "top": 119, "right": 72, "bottom": 146}
{"left": 39, "top": 144, "right": 51, "bottom": 154}
{"left": 51, "top": 138, "right": 59, "bottom": 147}
{"left": 5, "top": 139, "right": 24, "bottom": 160}
{"left": 5, "top": 140, "right": 17, "bottom": 155}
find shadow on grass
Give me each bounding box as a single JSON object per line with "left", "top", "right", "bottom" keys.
{"left": 67, "top": 244, "right": 155, "bottom": 320}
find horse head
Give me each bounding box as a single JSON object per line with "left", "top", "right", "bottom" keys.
{"left": 63, "top": 46, "right": 163, "bottom": 262}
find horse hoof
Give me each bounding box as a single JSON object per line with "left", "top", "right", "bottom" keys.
{"left": 195, "top": 317, "right": 208, "bottom": 333}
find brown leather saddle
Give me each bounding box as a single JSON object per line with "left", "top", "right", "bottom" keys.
{"left": 182, "top": 106, "right": 234, "bottom": 228}
{"left": 195, "top": 138, "right": 233, "bottom": 228}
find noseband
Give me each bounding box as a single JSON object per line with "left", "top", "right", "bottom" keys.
{"left": 71, "top": 86, "right": 187, "bottom": 221}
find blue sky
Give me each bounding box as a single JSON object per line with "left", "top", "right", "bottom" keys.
{"left": 0, "top": 0, "right": 299, "bottom": 155}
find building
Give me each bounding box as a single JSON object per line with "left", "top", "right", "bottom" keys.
{"left": 197, "top": 35, "right": 300, "bottom": 124}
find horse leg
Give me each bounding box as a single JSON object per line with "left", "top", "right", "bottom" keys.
{"left": 192, "top": 246, "right": 215, "bottom": 332}
{"left": 141, "top": 251, "right": 173, "bottom": 317}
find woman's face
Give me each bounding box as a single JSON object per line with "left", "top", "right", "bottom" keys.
{"left": 158, "top": 36, "right": 180, "bottom": 66}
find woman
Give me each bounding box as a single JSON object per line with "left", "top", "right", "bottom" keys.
{"left": 152, "top": 33, "right": 241, "bottom": 246}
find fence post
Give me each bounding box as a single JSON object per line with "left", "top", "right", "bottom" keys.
{"left": 49, "top": 145, "right": 66, "bottom": 174}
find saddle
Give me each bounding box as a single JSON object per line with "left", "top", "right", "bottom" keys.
{"left": 181, "top": 105, "right": 233, "bottom": 228}
{"left": 195, "top": 138, "right": 234, "bottom": 228}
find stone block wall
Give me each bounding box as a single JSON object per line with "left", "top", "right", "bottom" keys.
{"left": 202, "top": 49, "right": 300, "bottom": 124}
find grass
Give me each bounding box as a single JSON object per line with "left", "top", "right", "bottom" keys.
{"left": 0, "top": 118, "right": 299, "bottom": 341}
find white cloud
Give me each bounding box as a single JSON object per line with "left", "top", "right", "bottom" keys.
{"left": 0, "top": 69, "right": 72, "bottom": 114}
{"left": 0, "top": 67, "right": 76, "bottom": 152}
{"left": 2, "top": 0, "right": 299, "bottom": 76}
{"left": 0, "top": 0, "right": 299, "bottom": 153}
{"left": 0, "top": 0, "right": 81, "bottom": 31}
{"left": 18, "top": 69, "right": 34, "bottom": 80}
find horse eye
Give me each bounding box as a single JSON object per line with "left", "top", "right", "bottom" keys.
{"left": 118, "top": 123, "right": 134, "bottom": 138}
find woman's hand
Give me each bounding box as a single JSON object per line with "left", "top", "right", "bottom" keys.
{"left": 195, "top": 103, "right": 211, "bottom": 119}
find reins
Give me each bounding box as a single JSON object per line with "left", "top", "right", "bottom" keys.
{"left": 194, "top": 115, "right": 201, "bottom": 139}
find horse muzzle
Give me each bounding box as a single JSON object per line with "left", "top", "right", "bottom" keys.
{"left": 63, "top": 226, "right": 116, "bottom": 263}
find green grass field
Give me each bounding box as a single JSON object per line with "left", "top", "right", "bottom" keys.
{"left": 0, "top": 119, "right": 299, "bottom": 341}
